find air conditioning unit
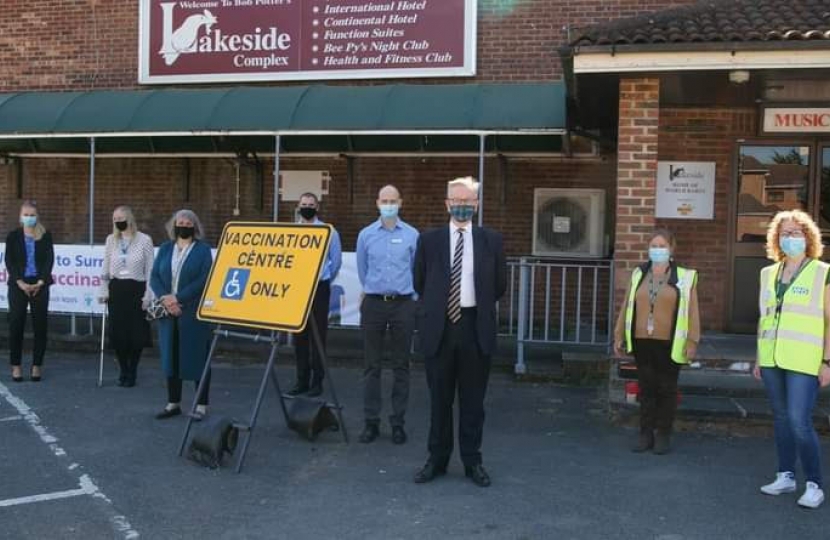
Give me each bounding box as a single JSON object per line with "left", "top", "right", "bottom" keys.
{"left": 532, "top": 188, "right": 607, "bottom": 258}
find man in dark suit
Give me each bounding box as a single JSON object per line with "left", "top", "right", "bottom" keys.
{"left": 413, "top": 176, "right": 507, "bottom": 487}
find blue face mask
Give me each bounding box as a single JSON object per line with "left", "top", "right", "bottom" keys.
{"left": 379, "top": 204, "right": 399, "bottom": 219}
{"left": 648, "top": 247, "right": 670, "bottom": 264}
{"left": 780, "top": 236, "right": 806, "bottom": 258}
{"left": 20, "top": 216, "right": 37, "bottom": 228}
{"left": 448, "top": 205, "right": 476, "bottom": 223}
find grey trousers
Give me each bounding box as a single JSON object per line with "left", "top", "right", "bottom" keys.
{"left": 361, "top": 296, "right": 416, "bottom": 427}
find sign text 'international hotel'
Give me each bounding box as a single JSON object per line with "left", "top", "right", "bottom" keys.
{"left": 139, "top": 0, "right": 477, "bottom": 83}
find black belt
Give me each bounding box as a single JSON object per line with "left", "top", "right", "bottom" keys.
{"left": 366, "top": 293, "right": 413, "bottom": 302}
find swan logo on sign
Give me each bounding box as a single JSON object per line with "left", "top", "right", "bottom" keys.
{"left": 157, "top": 2, "right": 292, "bottom": 67}
{"left": 221, "top": 268, "right": 250, "bottom": 301}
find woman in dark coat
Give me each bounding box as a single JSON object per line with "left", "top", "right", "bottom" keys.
{"left": 5, "top": 200, "right": 54, "bottom": 382}
{"left": 150, "top": 209, "right": 213, "bottom": 420}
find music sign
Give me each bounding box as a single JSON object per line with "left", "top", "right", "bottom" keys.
{"left": 139, "top": 0, "right": 476, "bottom": 84}
{"left": 198, "top": 223, "right": 331, "bottom": 332}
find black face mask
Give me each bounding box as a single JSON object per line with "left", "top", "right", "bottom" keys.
{"left": 115, "top": 221, "right": 128, "bottom": 232}
{"left": 175, "top": 226, "right": 195, "bottom": 239}
{"left": 299, "top": 207, "right": 317, "bottom": 220}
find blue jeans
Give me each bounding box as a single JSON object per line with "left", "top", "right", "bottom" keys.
{"left": 761, "top": 367, "right": 823, "bottom": 486}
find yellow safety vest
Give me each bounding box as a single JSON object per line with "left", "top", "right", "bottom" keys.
{"left": 624, "top": 264, "right": 697, "bottom": 364}
{"left": 757, "top": 259, "right": 829, "bottom": 376}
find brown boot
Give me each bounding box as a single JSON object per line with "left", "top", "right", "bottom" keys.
{"left": 653, "top": 431, "right": 671, "bottom": 455}
{"left": 632, "top": 429, "right": 654, "bottom": 453}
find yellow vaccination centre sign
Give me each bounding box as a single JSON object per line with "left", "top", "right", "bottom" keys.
{"left": 198, "top": 222, "right": 332, "bottom": 332}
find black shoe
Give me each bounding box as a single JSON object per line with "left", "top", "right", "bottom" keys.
{"left": 632, "top": 430, "right": 654, "bottom": 453}
{"left": 306, "top": 382, "right": 323, "bottom": 398}
{"left": 653, "top": 431, "right": 671, "bottom": 455}
{"left": 358, "top": 423, "right": 380, "bottom": 444}
{"left": 465, "top": 464, "right": 491, "bottom": 487}
{"left": 287, "top": 383, "right": 309, "bottom": 396}
{"left": 414, "top": 460, "right": 447, "bottom": 484}
{"left": 391, "top": 426, "right": 407, "bottom": 445}
{"left": 30, "top": 367, "right": 42, "bottom": 382}
{"left": 11, "top": 368, "right": 23, "bottom": 383}
{"left": 123, "top": 379, "right": 135, "bottom": 388}
{"left": 154, "top": 406, "right": 181, "bottom": 420}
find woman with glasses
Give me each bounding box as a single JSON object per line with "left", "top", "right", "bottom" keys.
{"left": 98, "top": 206, "right": 155, "bottom": 387}
{"left": 755, "top": 209, "right": 830, "bottom": 509}
{"left": 5, "top": 201, "right": 54, "bottom": 382}
{"left": 614, "top": 228, "right": 700, "bottom": 455}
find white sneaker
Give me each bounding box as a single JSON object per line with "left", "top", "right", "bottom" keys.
{"left": 797, "top": 482, "right": 825, "bottom": 508}
{"left": 760, "top": 472, "right": 797, "bottom": 495}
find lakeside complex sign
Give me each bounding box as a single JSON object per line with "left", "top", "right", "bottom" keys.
{"left": 763, "top": 108, "right": 830, "bottom": 133}
{"left": 138, "top": 0, "right": 476, "bottom": 84}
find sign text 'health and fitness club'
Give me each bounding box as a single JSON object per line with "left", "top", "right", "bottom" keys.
{"left": 139, "top": 0, "right": 476, "bottom": 83}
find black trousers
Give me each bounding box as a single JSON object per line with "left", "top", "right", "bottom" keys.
{"left": 634, "top": 338, "right": 680, "bottom": 433}
{"left": 168, "top": 320, "right": 211, "bottom": 406}
{"left": 294, "top": 280, "right": 330, "bottom": 386}
{"left": 8, "top": 281, "right": 49, "bottom": 367}
{"left": 361, "top": 296, "right": 415, "bottom": 427}
{"left": 108, "top": 278, "right": 150, "bottom": 383}
{"left": 425, "top": 308, "right": 491, "bottom": 467}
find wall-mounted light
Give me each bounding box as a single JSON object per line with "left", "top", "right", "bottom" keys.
{"left": 728, "top": 70, "right": 751, "bottom": 84}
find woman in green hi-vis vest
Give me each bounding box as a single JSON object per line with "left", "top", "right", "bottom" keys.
{"left": 755, "top": 210, "right": 830, "bottom": 509}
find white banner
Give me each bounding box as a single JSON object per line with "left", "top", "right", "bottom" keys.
{"left": 0, "top": 244, "right": 365, "bottom": 325}
{"left": 0, "top": 244, "right": 106, "bottom": 315}
{"left": 329, "top": 252, "right": 362, "bottom": 327}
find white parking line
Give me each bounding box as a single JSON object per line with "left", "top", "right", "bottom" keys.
{"left": 0, "top": 414, "right": 22, "bottom": 422}
{"left": 0, "top": 483, "right": 94, "bottom": 508}
{"left": 0, "top": 381, "right": 140, "bottom": 539}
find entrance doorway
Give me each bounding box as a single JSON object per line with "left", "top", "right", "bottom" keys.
{"left": 729, "top": 143, "right": 812, "bottom": 332}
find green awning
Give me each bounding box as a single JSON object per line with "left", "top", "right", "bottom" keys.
{"left": 0, "top": 83, "right": 567, "bottom": 154}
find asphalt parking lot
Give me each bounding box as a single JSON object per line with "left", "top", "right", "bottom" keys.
{"left": 1, "top": 352, "right": 828, "bottom": 540}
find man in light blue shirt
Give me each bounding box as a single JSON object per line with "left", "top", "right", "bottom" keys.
{"left": 355, "top": 185, "right": 419, "bottom": 444}
{"left": 289, "top": 192, "right": 342, "bottom": 398}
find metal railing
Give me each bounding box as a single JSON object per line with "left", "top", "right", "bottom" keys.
{"left": 500, "top": 257, "right": 614, "bottom": 374}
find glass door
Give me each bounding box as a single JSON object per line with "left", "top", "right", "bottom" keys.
{"left": 819, "top": 145, "right": 830, "bottom": 245}
{"left": 729, "top": 144, "right": 811, "bottom": 331}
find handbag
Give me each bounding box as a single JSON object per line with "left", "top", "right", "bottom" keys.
{"left": 144, "top": 298, "right": 170, "bottom": 321}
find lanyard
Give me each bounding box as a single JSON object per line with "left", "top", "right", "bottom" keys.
{"left": 646, "top": 269, "right": 668, "bottom": 336}
{"left": 775, "top": 258, "right": 809, "bottom": 314}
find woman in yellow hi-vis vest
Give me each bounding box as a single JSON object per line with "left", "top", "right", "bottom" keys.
{"left": 754, "top": 210, "right": 830, "bottom": 509}
{"left": 614, "top": 229, "right": 700, "bottom": 455}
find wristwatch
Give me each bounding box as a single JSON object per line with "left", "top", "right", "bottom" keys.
{"left": 822, "top": 359, "right": 830, "bottom": 367}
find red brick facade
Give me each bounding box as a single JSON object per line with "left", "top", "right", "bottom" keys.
{"left": 4, "top": 0, "right": 741, "bottom": 333}
{"left": 613, "top": 77, "right": 660, "bottom": 306}
{"left": 0, "top": 0, "right": 695, "bottom": 90}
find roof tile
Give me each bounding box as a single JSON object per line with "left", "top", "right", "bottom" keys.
{"left": 571, "top": 0, "right": 830, "bottom": 47}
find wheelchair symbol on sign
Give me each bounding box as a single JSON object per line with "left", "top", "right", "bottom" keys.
{"left": 221, "top": 268, "right": 250, "bottom": 301}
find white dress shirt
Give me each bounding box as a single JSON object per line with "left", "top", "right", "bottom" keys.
{"left": 449, "top": 221, "right": 476, "bottom": 307}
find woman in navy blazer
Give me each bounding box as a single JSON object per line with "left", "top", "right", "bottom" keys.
{"left": 150, "top": 209, "right": 213, "bottom": 420}
{"left": 5, "top": 201, "right": 54, "bottom": 382}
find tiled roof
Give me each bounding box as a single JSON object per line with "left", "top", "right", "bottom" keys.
{"left": 570, "top": 0, "right": 830, "bottom": 48}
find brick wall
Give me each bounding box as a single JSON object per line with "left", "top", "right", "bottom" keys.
{"left": 613, "top": 77, "right": 660, "bottom": 313}
{"left": 658, "top": 107, "right": 757, "bottom": 331}
{"left": 1, "top": 155, "right": 617, "bottom": 256}
{"left": 0, "top": 0, "right": 696, "bottom": 90}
